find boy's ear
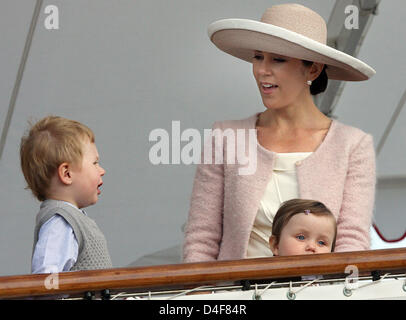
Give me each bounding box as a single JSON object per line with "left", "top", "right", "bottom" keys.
{"left": 57, "top": 162, "right": 73, "bottom": 185}
{"left": 269, "top": 235, "right": 279, "bottom": 256}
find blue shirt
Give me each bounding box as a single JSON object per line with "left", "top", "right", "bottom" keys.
{"left": 31, "top": 201, "right": 85, "bottom": 274}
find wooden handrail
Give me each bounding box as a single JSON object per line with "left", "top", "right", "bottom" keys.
{"left": 0, "top": 248, "right": 405, "bottom": 299}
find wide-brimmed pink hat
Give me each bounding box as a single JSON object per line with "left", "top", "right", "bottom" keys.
{"left": 208, "top": 3, "right": 375, "bottom": 81}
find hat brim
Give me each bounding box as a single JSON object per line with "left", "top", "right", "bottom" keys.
{"left": 208, "top": 19, "right": 376, "bottom": 81}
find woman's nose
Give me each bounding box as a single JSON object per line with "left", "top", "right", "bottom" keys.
{"left": 259, "top": 60, "right": 272, "bottom": 75}
{"left": 258, "top": 58, "right": 274, "bottom": 76}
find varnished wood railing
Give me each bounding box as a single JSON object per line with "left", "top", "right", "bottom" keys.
{"left": 0, "top": 248, "right": 405, "bottom": 299}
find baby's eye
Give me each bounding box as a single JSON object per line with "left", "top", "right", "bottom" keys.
{"left": 296, "top": 235, "right": 305, "bottom": 240}
{"left": 318, "top": 240, "right": 327, "bottom": 246}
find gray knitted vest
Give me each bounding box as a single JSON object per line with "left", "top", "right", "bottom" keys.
{"left": 33, "top": 200, "right": 113, "bottom": 271}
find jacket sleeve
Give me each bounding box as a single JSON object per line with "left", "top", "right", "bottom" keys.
{"left": 335, "top": 133, "right": 376, "bottom": 252}
{"left": 182, "top": 122, "right": 224, "bottom": 262}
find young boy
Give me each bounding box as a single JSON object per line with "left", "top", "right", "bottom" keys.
{"left": 269, "top": 199, "right": 337, "bottom": 256}
{"left": 20, "top": 116, "right": 112, "bottom": 273}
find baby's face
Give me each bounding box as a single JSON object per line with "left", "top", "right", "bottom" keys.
{"left": 271, "top": 213, "right": 335, "bottom": 256}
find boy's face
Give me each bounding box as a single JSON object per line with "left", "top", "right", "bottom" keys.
{"left": 269, "top": 213, "right": 335, "bottom": 256}
{"left": 70, "top": 140, "right": 105, "bottom": 209}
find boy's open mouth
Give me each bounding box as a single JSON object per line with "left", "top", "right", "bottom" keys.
{"left": 97, "top": 182, "right": 103, "bottom": 194}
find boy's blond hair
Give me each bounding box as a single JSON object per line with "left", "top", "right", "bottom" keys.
{"left": 20, "top": 116, "right": 95, "bottom": 201}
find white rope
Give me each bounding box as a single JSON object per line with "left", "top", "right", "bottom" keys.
{"left": 253, "top": 284, "right": 259, "bottom": 300}
{"left": 165, "top": 285, "right": 213, "bottom": 300}
{"left": 253, "top": 281, "right": 277, "bottom": 300}
{"left": 110, "top": 292, "right": 126, "bottom": 300}
{"left": 259, "top": 281, "right": 277, "bottom": 297}
{"left": 287, "top": 278, "right": 319, "bottom": 299}
{"left": 91, "top": 273, "right": 406, "bottom": 300}
{"left": 358, "top": 273, "right": 389, "bottom": 290}
{"left": 344, "top": 273, "right": 390, "bottom": 293}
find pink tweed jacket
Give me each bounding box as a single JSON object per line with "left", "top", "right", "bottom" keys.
{"left": 183, "top": 113, "right": 376, "bottom": 262}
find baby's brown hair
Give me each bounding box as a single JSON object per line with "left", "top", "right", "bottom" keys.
{"left": 272, "top": 199, "right": 337, "bottom": 251}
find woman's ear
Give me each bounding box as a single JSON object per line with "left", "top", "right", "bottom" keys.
{"left": 269, "top": 235, "right": 279, "bottom": 256}
{"left": 309, "top": 62, "right": 324, "bottom": 81}
{"left": 57, "top": 162, "right": 73, "bottom": 185}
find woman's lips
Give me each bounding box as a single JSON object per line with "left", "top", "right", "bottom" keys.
{"left": 261, "top": 83, "right": 278, "bottom": 94}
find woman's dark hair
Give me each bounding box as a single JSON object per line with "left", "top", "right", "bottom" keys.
{"left": 302, "top": 60, "right": 328, "bottom": 95}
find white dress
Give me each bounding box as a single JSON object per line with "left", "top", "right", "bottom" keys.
{"left": 246, "top": 152, "right": 312, "bottom": 258}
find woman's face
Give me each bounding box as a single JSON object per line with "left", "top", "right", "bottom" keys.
{"left": 252, "top": 51, "right": 312, "bottom": 110}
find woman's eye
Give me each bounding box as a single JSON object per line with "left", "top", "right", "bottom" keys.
{"left": 274, "top": 58, "right": 286, "bottom": 62}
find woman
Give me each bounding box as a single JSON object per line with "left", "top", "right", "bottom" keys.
{"left": 183, "top": 4, "right": 376, "bottom": 262}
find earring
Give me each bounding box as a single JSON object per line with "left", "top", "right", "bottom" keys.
{"left": 306, "top": 80, "right": 312, "bottom": 86}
